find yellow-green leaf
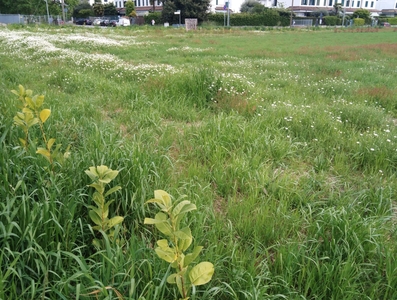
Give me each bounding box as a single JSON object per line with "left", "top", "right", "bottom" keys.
{"left": 40, "top": 109, "right": 51, "bottom": 123}
{"left": 172, "top": 200, "right": 196, "bottom": 218}
{"left": 107, "top": 216, "right": 123, "bottom": 229}
{"left": 154, "top": 190, "right": 172, "bottom": 208}
{"left": 155, "top": 246, "right": 176, "bottom": 263}
{"left": 36, "top": 147, "right": 51, "bottom": 158}
{"left": 89, "top": 210, "right": 103, "bottom": 226}
{"left": 47, "top": 138, "right": 56, "bottom": 150}
{"left": 188, "top": 262, "right": 214, "bottom": 286}
{"left": 183, "top": 246, "right": 203, "bottom": 267}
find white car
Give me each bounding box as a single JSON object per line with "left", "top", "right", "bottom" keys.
{"left": 117, "top": 18, "right": 130, "bottom": 27}
{"left": 93, "top": 19, "right": 102, "bottom": 26}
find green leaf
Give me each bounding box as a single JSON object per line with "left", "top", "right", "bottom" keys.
{"left": 188, "top": 262, "right": 214, "bottom": 286}
{"left": 25, "top": 96, "right": 35, "bottom": 110}
{"left": 89, "top": 210, "right": 103, "bottom": 226}
{"left": 175, "top": 227, "right": 192, "bottom": 251}
{"left": 40, "top": 109, "right": 51, "bottom": 123}
{"left": 183, "top": 246, "right": 203, "bottom": 267}
{"left": 47, "top": 138, "right": 56, "bottom": 150}
{"left": 155, "top": 245, "right": 176, "bottom": 263}
{"left": 36, "top": 147, "right": 51, "bottom": 158}
{"left": 154, "top": 190, "right": 172, "bottom": 207}
{"left": 85, "top": 166, "right": 99, "bottom": 181}
{"left": 107, "top": 216, "right": 124, "bottom": 229}
{"left": 34, "top": 94, "right": 45, "bottom": 108}
{"left": 167, "top": 273, "right": 178, "bottom": 284}
{"left": 145, "top": 198, "right": 167, "bottom": 211}
{"left": 104, "top": 185, "right": 122, "bottom": 197}
{"left": 172, "top": 200, "right": 196, "bottom": 218}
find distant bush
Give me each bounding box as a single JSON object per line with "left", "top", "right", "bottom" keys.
{"left": 323, "top": 16, "right": 341, "bottom": 26}
{"left": 144, "top": 12, "right": 162, "bottom": 25}
{"left": 354, "top": 18, "right": 365, "bottom": 26}
{"left": 207, "top": 11, "right": 290, "bottom": 26}
{"left": 386, "top": 17, "right": 397, "bottom": 25}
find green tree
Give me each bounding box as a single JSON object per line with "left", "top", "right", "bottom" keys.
{"left": 352, "top": 8, "right": 371, "bottom": 23}
{"left": 73, "top": 2, "right": 93, "bottom": 18}
{"left": 240, "top": 0, "right": 265, "bottom": 14}
{"left": 125, "top": 0, "right": 137, "bottom": 17}
{"left": 93, "top": 3, "right": 104, "bottom": 16}
{"left": 104, "top": 3, "right": 117, "bottom": 16}
{"left": 161, "top": 0, "right": 210, "bottom": 23}
{"left": 332, "top": 3, "right": 342, "bottom": 16}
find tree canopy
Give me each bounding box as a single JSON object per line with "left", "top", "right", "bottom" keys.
{"left": 161, "top": 0, "right": 210, "bottom": 23}
{"left": 0, "top": 0, "right": 79, "bottom": 17}
{"left": 125, "top": 0, "right": 137, "bottom": 17}
{"left": 352, "top": 8, "right": 371, "bottom": 22}
{"left": 240, "top": 0, "right": 265, "bottom": 14}
{"left": 104, "top": 3, "right": 117, "bottom": 16}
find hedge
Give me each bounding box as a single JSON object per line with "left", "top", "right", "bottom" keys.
{"left": 207, "top": 12, "right": 290, "bottom": 26}
{"left": 353, "top": 18, "right": 365, "bottom": 26}
{"left": 323, "top": 16, "right": 341, "bottom": 26}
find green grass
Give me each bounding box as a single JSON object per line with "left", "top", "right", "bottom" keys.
{"left": 1, "top": 24, "right": 397, "bottom": 299}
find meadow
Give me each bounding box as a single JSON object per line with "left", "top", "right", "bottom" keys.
{"left": 0, "top": 24, "right": 397, "bottom": 299}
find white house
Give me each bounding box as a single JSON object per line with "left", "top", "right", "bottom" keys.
{"left": 84, "top": 0, "right": 396, "bottom": 16}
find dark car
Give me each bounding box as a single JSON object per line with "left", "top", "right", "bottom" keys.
{"left": 100, "top": 19, "right": 110, "bottom": 26}
{"left": 380, "top": 22, "right": 391, "bottom": 27}
{"left": 108, "top": 20, "right": 118, "bottom": 27}
{"left": 75, "top": 18, "right": 92, "bottom": 25}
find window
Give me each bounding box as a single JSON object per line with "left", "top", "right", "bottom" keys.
{"left": 352, "top": 0, "right": 354, "bottom": 6}
{"left": 329, "top": 0, "right": 333, "bottom": 6}
{"left": 309, "top": 0, "right": 315, "bottom": 5}
{"left": 341, "top": 0, "right": 344, "bottom": 5}
{"left": 371, "top": 1, "right": 374, "bottom": 6}
{"left": 346, "top": 0, "right": 350, "bottom": 6}
{"left": 365, "top": 1, "right": 368, "bottom": 6}
{"left": 357, "top": 0, "right": 360, "bottom": 6}
{"left": 317, "top": 0, "right": 320, "bottom": 5}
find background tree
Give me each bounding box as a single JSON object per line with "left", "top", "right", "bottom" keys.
{"left": 240, "top": 0, "right": 265, "bottom": 14}
{"left": 93, "top": 2, "right": 104, "bottom": 16}
{"left": 73, "top": 2, "right": 93, "bottom": 18}
{"left": 149, "top": 0, "right": 162, "bottom": 12}
{"left": 332, "top": 3, "right": 342, "bottom": 16}
{"left": 125, "top": 0, "right": 137, "bottom": 17}
{"left": 104, "top": 3, "right": 117, "bottom": 16}
{"left": 161, "top": 0, "right": 210, "bottom": 24}
{"left": 352, "top": 8, "right": 371, "bottom": 23}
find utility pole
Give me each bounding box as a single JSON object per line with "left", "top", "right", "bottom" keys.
{"left": 226, "top": 1, "right": 230, "bottom": 27}
{"left": 61, "top": 0, "right": 66, "bottom": 23}
{"left": 44, "top": 0, "right": 50, "bottom": 24}
{"left": 290, "top": 0, "right": 294, "bottom": 27}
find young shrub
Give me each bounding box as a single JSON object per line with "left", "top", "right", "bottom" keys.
{"left": 11, "top": 84, "right": 70, "bottom": 170}
{"left": 144, "top": 190, "right": 214, "bottom": 300}
{"left": 85, "top": 165, "right": 124, "bottom": 247}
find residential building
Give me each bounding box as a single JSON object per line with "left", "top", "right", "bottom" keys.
{"left": 84, "top": 0, "right": 162, "bottom": 15}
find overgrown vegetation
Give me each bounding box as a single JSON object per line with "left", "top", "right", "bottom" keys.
{"left": 1, "top": 25, "right": 397, "bottom": 299}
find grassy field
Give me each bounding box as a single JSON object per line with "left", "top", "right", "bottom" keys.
{"left": 1, "top": 24, "right": 397, "bottom": 299}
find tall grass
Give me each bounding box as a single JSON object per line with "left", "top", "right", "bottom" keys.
{"left": 0, "top": 25, "right": 397, "bottom": 299}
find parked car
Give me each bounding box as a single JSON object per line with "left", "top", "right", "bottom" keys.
{"left": 93, "top": 19, "right": 102, "bottom": 26}
{"left": 108, "top": 20, "right": 118, "bottom": 27}
{"left": 118, "top": 18, "right": 131, "bottom": 27}
{"left": 100, "top": 19, "right": 110, "bottom": 26}
{"left": 75, "top": 18, "right": 92, "bottom": 25}
{"left": 380, "top": 22, "right": 391, "bottom": 27}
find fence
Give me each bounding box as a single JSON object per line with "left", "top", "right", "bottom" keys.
{"left": 292, "top": 18, "right": 313, "bottom": 26}
{"left": 0, "top": 14, "right": 64, "bottom": 25}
